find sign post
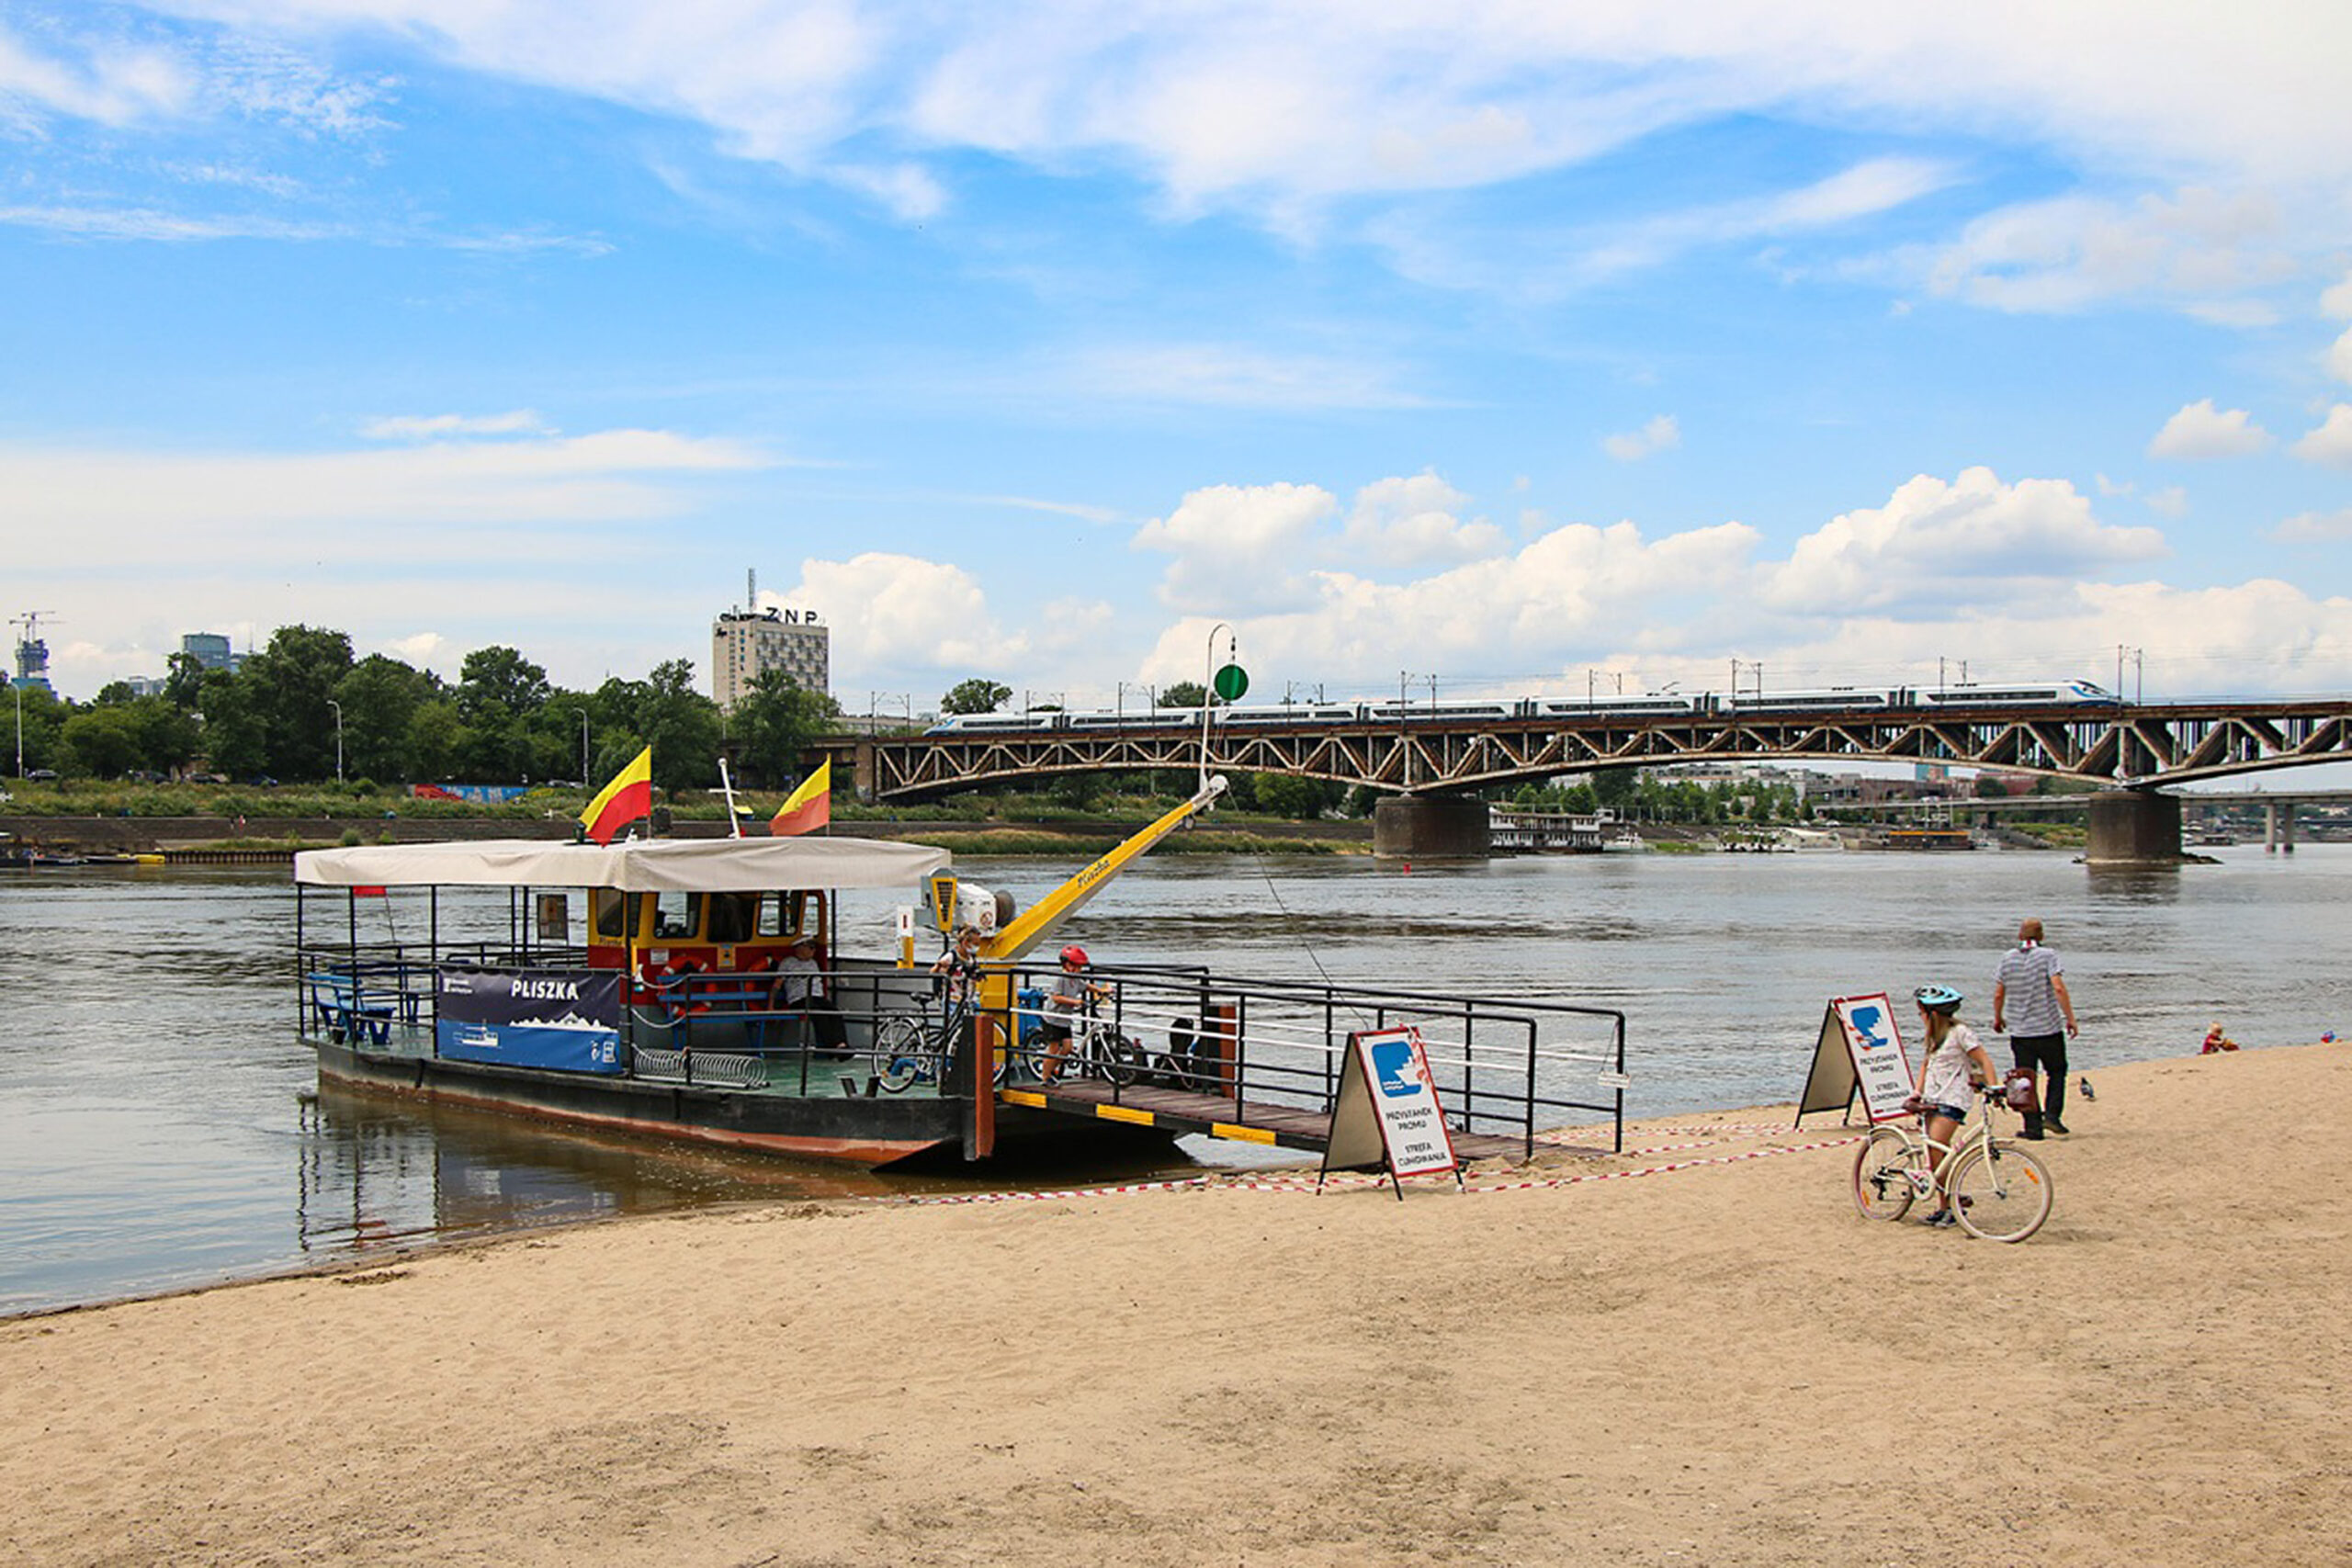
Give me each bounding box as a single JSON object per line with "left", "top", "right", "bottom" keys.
{"left": 1318, "top": 1025, "right": 1463, "bottom": 1198}
{"left": 1793, "top": 993, "right": 1917, "bottom": 1126}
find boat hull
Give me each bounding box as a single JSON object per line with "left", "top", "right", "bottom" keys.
{"left": 312, "top": 1038, "right": 965, "bottom": 1166}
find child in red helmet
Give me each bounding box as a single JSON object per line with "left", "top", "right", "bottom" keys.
{"left": 1038, "top": 943, "right": 1105, "bottom": 1083}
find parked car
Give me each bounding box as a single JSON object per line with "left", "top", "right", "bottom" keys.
{"left": 23, "top": 768, "right": 58, "bottom": 782}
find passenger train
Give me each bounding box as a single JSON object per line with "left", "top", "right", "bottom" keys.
{"left": 923, "top": 679, "right": 2120, "bottom": 734}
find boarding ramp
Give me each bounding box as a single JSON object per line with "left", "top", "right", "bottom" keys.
{"left": 990, "top": 964, "right": 1627, "bottom": 1162}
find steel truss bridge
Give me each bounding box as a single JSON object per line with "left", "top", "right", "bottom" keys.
{"left": 852, "top": 698, "right": 2352, "bottom": 800}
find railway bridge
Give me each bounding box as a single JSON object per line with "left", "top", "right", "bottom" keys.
{"left": 830, "top": 695, "right": 2352, "bottom": 865}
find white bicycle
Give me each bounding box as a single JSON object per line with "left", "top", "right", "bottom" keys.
{"left": 1851, "top": 1085, "right": 2055, "bottom": 1243}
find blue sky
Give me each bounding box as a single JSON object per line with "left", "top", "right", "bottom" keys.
{"left": 4, "top": 1, "right": 2349, "bottom": 713}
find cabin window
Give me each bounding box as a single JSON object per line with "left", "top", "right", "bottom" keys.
{"left": 707, "top": 893, "right": 759, "bottom": 944}
{"left": 650, "top": 891, "right": 700, "bottom": 941}
{"left": 756, "top": 892, "right": 788, "bottom": 938}
{"left": 592, "top": 888, "right": 628, "bottom": 939}
{"left": 536, "top": 893, "right": 571, "bottom": 942}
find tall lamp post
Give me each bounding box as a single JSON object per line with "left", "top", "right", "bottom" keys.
{"left": 1202, "top": 622, "right": 1234, "bottom": 790}
{"left": 579, "top": 710, "right": 590, "bottom": 784}
{"left": 328, "top": 699, "right": 344, "bottom": 782}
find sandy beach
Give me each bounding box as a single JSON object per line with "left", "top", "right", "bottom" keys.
{"left": 5, "top": 1043, "right": 2346, "bottom": 1567}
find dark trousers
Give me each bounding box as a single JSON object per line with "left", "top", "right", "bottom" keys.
{"left": 2010, "top": 1032, "right": 2068, "bottom": 1122}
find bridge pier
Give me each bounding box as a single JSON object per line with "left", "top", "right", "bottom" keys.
{"left": 2086, "top": 790, "right": 2184, "bottom": 867}
{"left": 2265, "top": 801, "right": 2297, "bottom": 853}
{"left": 1373, "top": 794, "right": 1491, "bottom": 858}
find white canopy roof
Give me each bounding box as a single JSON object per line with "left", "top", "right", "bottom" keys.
{"left": 295, "top": 835, "right": 952, "bottom": 893}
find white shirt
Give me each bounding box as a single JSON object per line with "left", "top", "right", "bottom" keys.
{"left": 1919, "top": 1021, "right": 1984, "bottom": 1107}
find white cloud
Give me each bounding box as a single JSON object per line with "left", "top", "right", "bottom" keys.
{"left": 2323, "top": 271, "right": 2352, "bottom": 320}
{"left": 1602, "top": 414, "right": 1681, "bottom": 463}
{"left": 1136, "top": 513, "right": 1765, "bottom": 692}
{"left": 0, "top": 23, "right": 192, "bottom": 127}
{"left": 784, "top": 553, "right": 1009, "bottom": 675}
{"left": 1373, "top": 157, "right": 1955, "bottom": 302}
{"left": 1757, "top": 468, "right": 2165, "bottom": 614}
{"left": 1132, "top": 481, "right": 1338, "bottom": 615}
{"left": 360, "top": 410, "right": 557, "bottom": 440}
{"left": 1339, "top": 473, "right": 1506, "bottom": 566}
{"left": 0, "top": 427, "right": 771, "bottom": 569}
{"left": 2327, "top": 326, "right": 2352, "bottom": 387}
{"left": 381, "top": 630, "right": 452, "bottom": 668}
{"left": 1909, "top": 188, "right": 2300, "bottom": 318}
{"left": 2144, "top": 485, "right": 2189, "bottom": 519}
{"left": 2290, "top": 404, "right": 2352, "bottom": 468}
{"left": 2274, "top": 508, "right": 2352, "bottom": 542}
{"left": 2149, "top": 399, "right": 2272, "bottom": 459}
{"left": 1067, "top": 345, "right": 1430, "bottom": 412}
{"left": 80, "top": 5, "right": 2350, "bottom": 270}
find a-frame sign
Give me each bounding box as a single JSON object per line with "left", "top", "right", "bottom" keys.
{"left": 1794, "top": 992, "right": 1917, "bottom": 1127}
{"left": 1318, "top": 1025, "right": 1464, "bottom": 1199}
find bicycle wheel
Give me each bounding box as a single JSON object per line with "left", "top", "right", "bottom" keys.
{"left": 1852, "top": 1126, "right": 1921, "bottom": 1222}
{"left": 1946, "top": 1142, "right": 2052, "bottom": 1243}
{"left": 873, "top": 1016, "right": 923, "bottom": 1094}
{"left": 1094, "top": 1026, "right": 1141, "bottom": 1088}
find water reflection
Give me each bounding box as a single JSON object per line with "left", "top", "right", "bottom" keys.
{"left": 2083, "top": 864, "right": 2188, "bottom": 905}
{"left": 290, "top": 1083, "right": 906, "bottom": 1255}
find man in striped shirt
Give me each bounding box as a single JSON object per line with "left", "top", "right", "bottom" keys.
{"left": 1994, "top": 917, "right": 2079, "bottom": 1139}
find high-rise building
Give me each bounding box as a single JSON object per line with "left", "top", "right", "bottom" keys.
{"left": 181, "top": 633, "right": 242, "bottom": 673}
{"left": 10, "top": 612, "right": 53, "bottom": 692}
{"left": 712, "top": 604, "right": 829, "bottom": 709}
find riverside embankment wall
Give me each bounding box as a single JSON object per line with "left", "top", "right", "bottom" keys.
{"left": 0, "top": 814, "right": 1376, "bottom": 854}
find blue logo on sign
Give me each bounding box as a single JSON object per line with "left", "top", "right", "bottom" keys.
{"left": 1849, "top": 1003, "right": 1889, "bottom": 1051}
{"left": 1371, "top": 1040, "right": 1422, "bottom": 1098}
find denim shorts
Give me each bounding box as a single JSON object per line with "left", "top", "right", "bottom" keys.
{"left": 1923, "top": 1101, "right": 1969, "bottom": 1123}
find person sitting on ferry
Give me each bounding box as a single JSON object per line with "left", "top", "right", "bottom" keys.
{"left": 772, "top": 938, "right": 849, "bottom": 1055}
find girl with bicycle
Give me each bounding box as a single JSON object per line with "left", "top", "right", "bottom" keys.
{"left": 1904, "top": 984, "right": 1998, "bottom": 1229}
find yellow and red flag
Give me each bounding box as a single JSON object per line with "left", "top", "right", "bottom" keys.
{"left": 579, "top": 745, "right": 653, "bottom": 845}
{"left": 770, "top": 759, "right": 831, "bottom": 837}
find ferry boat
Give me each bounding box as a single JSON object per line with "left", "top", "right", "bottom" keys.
{"left": 294, "top": 776, "right": 1632, "bottom": 1169}
{"left": 295, "top": 785, "right": 1227, "bottom": 1167}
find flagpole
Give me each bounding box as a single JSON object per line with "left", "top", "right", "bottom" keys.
{"left": 718, "top": 757, "right": 742, "bottom": 838}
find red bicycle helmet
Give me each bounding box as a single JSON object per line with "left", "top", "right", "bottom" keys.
{"left": 1059, "top": 944, "right": 1089, "bottom": 967}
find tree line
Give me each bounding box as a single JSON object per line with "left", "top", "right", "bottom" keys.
{"left": 8, "top": 625, "right": 840, "bottom": 791}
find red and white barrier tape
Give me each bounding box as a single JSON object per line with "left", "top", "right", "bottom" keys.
{"left": 886, "top": 1132, "right": 1867, "bottom": 1206}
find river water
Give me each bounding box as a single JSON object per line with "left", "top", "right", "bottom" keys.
{"left": 4, "top": 844, "right": 2345, "bottom": 1315}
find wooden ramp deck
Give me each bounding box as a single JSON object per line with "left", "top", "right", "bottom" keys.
{"left": 1001, "top": 1078, "right": 1585, "bottom": 1164}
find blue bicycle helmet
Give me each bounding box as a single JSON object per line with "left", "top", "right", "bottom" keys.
{"left": 1913, "top": 984, "right": 1963, "bottom": 1013}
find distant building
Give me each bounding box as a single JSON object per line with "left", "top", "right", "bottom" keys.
{"left": 11, "top": 618, "right": 51, "bottom": 693}
{"left": 181, "top": 633, "right": 242, "bottom": 673}
{"left": 712, "top": 605, "right": 829, "bottom": 710}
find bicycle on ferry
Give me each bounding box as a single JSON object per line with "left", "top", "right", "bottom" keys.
{"left": 1851, "top": 1082, "right": 2055, "bottom": 1242}
{"left": 873, "top": 981, "right": 978, "bottom": 1094}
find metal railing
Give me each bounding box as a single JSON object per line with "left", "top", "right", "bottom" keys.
{"left": 996, "top": 963, "right": 1628, "bottom": 1157}
{"left": 292, "top": 942, "right": 1629, "bottom": 1153}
